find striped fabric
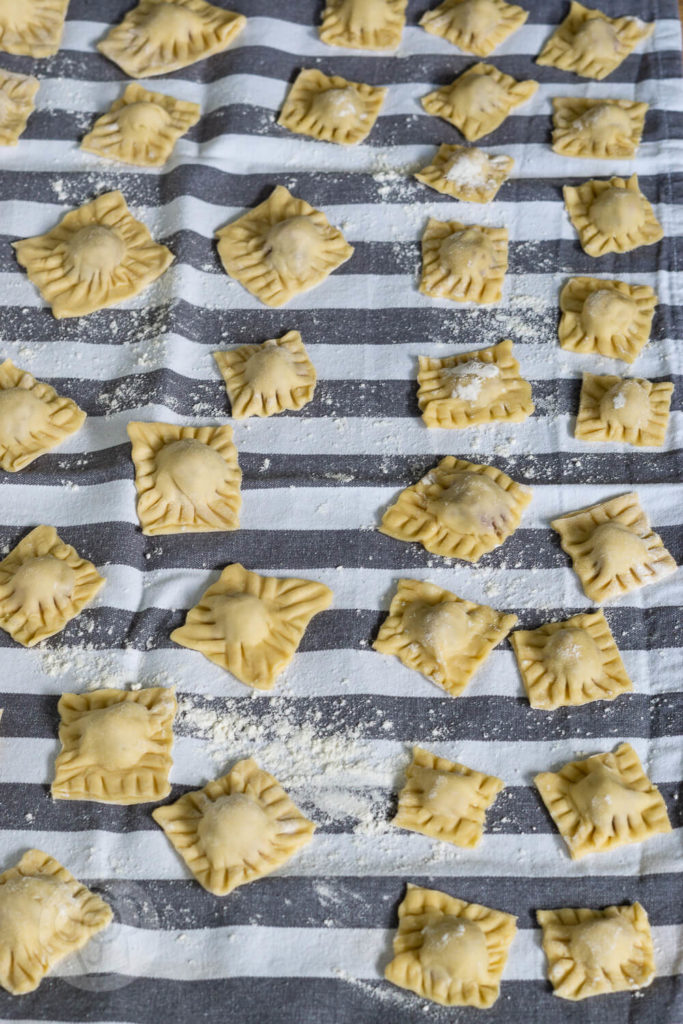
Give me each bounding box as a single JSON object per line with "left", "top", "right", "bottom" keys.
{"left": 0, "top": 0, "right": 680, "bottom": 1021}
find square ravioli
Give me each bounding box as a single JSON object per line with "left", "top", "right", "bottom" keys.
{"left": 128, "top": 421, "right": 241, "bottom": 535}
{"left": 0, "top": 358, "right": 86, "bottom": 471}
{"left": 420, "top": 219, "right": 508, "bottom": 304}
{"left": 421, "top": 62, "right": 538, "bottom": 142}
{"left": 0, "top": 70, "right": 39, "bottom": 145}
{"left": 379, "top": 455, "right": 532, "bottom": 563}
{"left": 0, "top": 0, "right": 69, "bottom": 57}
{"left": 534, "top": 743, "right": 671, "bottom": 859}
{"left": 559, "top": 276, "right": 657, "bottom": 363}
{"left": 551, "top": 492, "right": 676, "bottom": 603}
{"left": 214, "top": 330, "right": 317, "bottom": 419}
{"left": 385, "top": 883, "right": 517, "bottom": 1008}
{"left": 393, "top": 746, "right": 504, "bottom": 846}
{"left": 152, "top": 757, "right": 315, "bottom": 895}
{"left": 537, "top": 902, "right": 656, "bottom": 1000}
{"left": 417, "top": 338, "right": 533, "bottom": 428}
{"left": 98, "top": 0, "right": 246, "bottom": 78}
{"left": 552, "top": 98, "right": 647, "bottom": 160}
{"left": 536, "top": 2, "right": 653, "bottom": 81}
{"left": 0, "top": 525, "right": 105, "bottom": 647}
{"left": 216, "top": 185, "right": 354, "bottom": 308}
{"left": 81, "top": 83, "right": 200, "bottom": 167}
{"left": 575, "top": 373, "right": 673, "bottom": 448}
{"left": 510, "top": 609, "right": 632, "bottom": 710}
{"left": 0, "top": 849, "right": 112, "bottom": 995}
{"left": 13, "top": 190, "right": 174, "bottom": 319}
{"left": 414, "top": 144, "right": 513, "bottom": 203}
{"left": 278, "top": 68, "right": 386, "bottom": 146}
{"left": 171, "top": 562, "right": 333, "bottom": 689}
{"left": 52, "top": 687, "right": 177, "bottom": 805}
{"left": 319, "top": 0, "right": 407, "bottom": 50}
{"left": 373, "top": 578, "right": 517, "bottom": 697}
{"left": 563, "top": 174, "right": 663, "bottom": 257}
{"left": 419, "top": 0, "right": 528, "bottom": 57}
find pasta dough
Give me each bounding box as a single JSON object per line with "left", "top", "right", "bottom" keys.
{"left": 537, "top": 902, "right": 656, "bottom": 1000}
{"left": 421, "top": 62, "right": 538, "bottom": 141}
{"left": 510, "top": 609, "right": 632, "bottom": 709}
{"left": 551, "top": 492, "right": 676, "bottom": 603}
{"left": 534, "top": 743, "right": 671, "bottom": 859}
{"left": 419, "top": 0, "right": 528, "bottom": 56}
{"left": 552, "top": 98, "right": 647, "bottom": 159}
{"left": 0, "top": 70, "right": 39, "bottom": 145}
{"left": 278, "top": 69, "right": 386, "bottom": 145}
{"left": 575, "top": 373, "right": 673, "bottom": 447}
{"left": 214, "top": 330, "right": 317, "bottom": 419}
{"left": 379, "top": 455, "right": 532, "bottom": 562}
{"left": 537, "top": 2, "right": 653, "bottom": 80}
{"left": 52, "top": 687, "right": 177, "bottom": 804}
{"left": 374, "top": 578, "right": 517, "bottom": 697}
{"left": 0, "top": 358, "right": 86, "bottom": 472}
{"left": 0, "top": 0, "right": 69, "bottom": 57}
{"left": 171, "top": 562, "right": 333, "bottom": 689}
{"left": 128, "top": 421, "right": 242, "bottom": 535}
{"left": 81, "top": 83, "right": 201, "bottom": 167}
{"left": 558, "top": 276, "right": 657, "bottom": 363}
{"left": 393, "top": 746, "right": 504, "bottom": 846}
{"left": 385, "top": 883, "right": 517, "bottom": 1007}
{"left": 420, "top": 219, "right": 508, "bottom": 304}
{"left": 216, "top": 185, "right": 354, "bottom": 307}
{"left": 98, "top": 0, "right": 246, "bottom": 78}
{"left": 0, "top": 849, "right": 112, "bottom": 995}
{"left": 0, "top": 525, "right": 105, "bottom": 647}
{"left": 152, "top": 757, "right": 315, "bottom": 895}
{"left": 319, "top": 0, "right": 407, "bottom": 49}
{"left": 415, "top": 144, "right": 513, "bottom": 202}
{"left": 13, "top": 190, "right": 174, "bottom": 319}
{"left": 563, "top": 174, "right": 663, "bottom": 257}
{"left": 417, "top": 338, "right": 533, "bottom": 428}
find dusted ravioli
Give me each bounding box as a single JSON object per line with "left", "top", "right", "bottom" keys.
{"left": 422, "top": 62, "right": 538, "bottom": 142}
{"left": 394, "top": 746, "right": 504, "bottom": 847}
{"left": 98, "top": 0, "right": 246, "bottom": 78}
{"left": 0, "top": 0, "right": 69, "bottom": 57}
{"left": 510, "top": 610, "right": 632, "bottom": 710}
{"left": 152, "top": 757, "right": 315, "bottom": 895}
{"left": 419, "top": 0, "right": 528, "bottom": 56}
{"left": 415, "top": 144, "right": 513, "bottom": 203}
{"left": 417, "top": 338, "right": 533, "bottom": 428}
{"left": 0, "top": 70, "right": 39, "bottom": 145}
{"left": 420, "top": 219, "right": 508, "bottom": 304}
{"left": 534, "top": 743, "right": 671, "bottom": 859}
{"left": 385, "top": 883, "right": 517, "bottom": 1008}
{"left": 0, "top": 525, "right": 105, "bottom": 647}
{"left": 214, "top": 331, "right": 316, "bottom": 419}
{"left": 278, "top": 69, "right": 386, "bottom": 146}
{"left": 319, "top": 0, "right": 407, "bottom": 50}
{"left": 81, "top": 83, "right": 200, "bottom": 167}
{"left": 52, "top": 687, "right": 177, "bottom": 805}
{"left": 379, "top": 455, "right": 531, "bottom": 562}
{"left": 13, "top": 190, "right": 174, "bottom": 319}
{"left": 559, "top": 277, "right": 657, "bottom": 363}
{"left": 563, "top": 174, "right": 663, "bottom": 257}
{"left": 552, "top": 98, "right": 647, "bottom": 159}
{"left": 128, "top": 421, "right": 241, "bottom": 535}
{"left": 575, "top": 373, "right": 672, "bottom": 447}
{"left": 0, "top": 359, "right": 86, "bottom": 472}
{"left": 537, "top": 2, "right": 653, "bottom": 81}
{"left": 537, "top": 902, "right": 656, "bottom": 1000}
{"left": 551, "top": 492, "right": 676, "bottom": 603}
{"left": 216, "top": 185, "right": 354, "bottom": 307}
{"left": 374, "top": 578, "right": 517, "bottom": 697}
{"left": 171, "top": 562, "right": 333, "bottom": 690}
